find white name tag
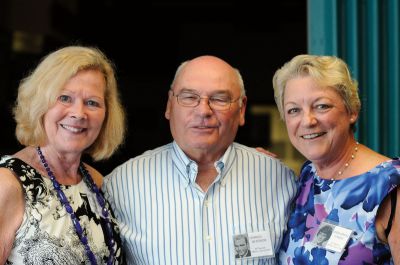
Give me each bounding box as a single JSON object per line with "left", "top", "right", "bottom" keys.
{"left": 313, "top": 221, "right": 353, "bottom": 253}
{"left": 233, "top": 230, "right": 274, "bottom": 260}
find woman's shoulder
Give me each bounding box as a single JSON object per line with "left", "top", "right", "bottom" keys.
{"left": 82, "top": 163, "right": 104, "bottom": 188}
{"left": 0, "top": 166, "right": 24, "bottom": 217}
{"left": 355, "top": 144, "right": 390, "bottom": 173}
{"left": 359, "top": 143, "right": 388, "bottom": 159}
{"left": 0, "top": 166, "right": 21, "bottom": 188}
{"left": 1, "top": 154, "right": 49, "bottom": 198}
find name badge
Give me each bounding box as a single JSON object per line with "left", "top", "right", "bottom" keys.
{"left": 313, "top": 221, "right": 353, "bottom": 253}
{"left": 233, "top": 230, "right": 274, "bottom": 260}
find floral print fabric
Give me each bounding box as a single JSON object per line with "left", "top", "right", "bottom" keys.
{"left": 279, "top": 159, "right": 400, "bottom": 265}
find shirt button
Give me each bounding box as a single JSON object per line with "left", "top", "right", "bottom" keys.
{"left": 205, "top": 235, "right": 212, "bottom": 242}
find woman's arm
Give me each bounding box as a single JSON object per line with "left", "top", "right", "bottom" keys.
{"left": 0, "top": 168, "right": 24, "bottom": 264}
{"left": 376, "top": 186, "right": 400, "bottom": 264}
{"left": 388, "top": 187, "right": 399, "bottom": 265}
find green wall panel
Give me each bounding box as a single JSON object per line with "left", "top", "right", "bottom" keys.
{"left": 308, "top": 0, "right": 400, "bottom": 157}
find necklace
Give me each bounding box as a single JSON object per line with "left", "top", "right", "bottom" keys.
{"left": 36, "top": 147, "right": 115, "bottom": 265}
{"left": 331, "top": 142, "right": 359, "bottom": 180}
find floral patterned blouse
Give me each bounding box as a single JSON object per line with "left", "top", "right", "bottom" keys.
{"left": 279, "top": 159, "right": 400, "bottom": 265}
{"left": 1, "top": 155, "right": 124, "bottom": 264}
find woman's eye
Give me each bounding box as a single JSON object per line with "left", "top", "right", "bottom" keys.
{"left": 58, "top": 95, "right": 71, "bottom": 103}
{"left": 316, "top": 104, "right": 331, "bottom": 110}
{"left": 86, "top": 100, "right": 100, "bottom": 107}
{"left": 287, "top": 108, "right": 299, "bottom": 114}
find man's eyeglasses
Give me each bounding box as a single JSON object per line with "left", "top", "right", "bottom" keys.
{"left": 171, "top": 90, "right": 241, "bottom": 111}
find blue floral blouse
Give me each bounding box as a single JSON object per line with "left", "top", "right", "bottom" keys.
{"left": 279, "top": 159, "right": 400, "bottom": 265}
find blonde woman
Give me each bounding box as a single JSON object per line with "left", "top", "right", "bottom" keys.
{"left": 273, "top": 54, "right": 399, "bottom": 265}
{"left": 0, "top": 46, "right": 126, "bottom": 264}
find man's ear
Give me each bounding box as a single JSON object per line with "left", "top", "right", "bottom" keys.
{"left": 165, "top": 91, "right": 172, "bottom": 120}
{"left": 239, "top": 96, "right": 247, "bottom": 126}
{"left": 165, "top": 100, "right": 171, "bottom": 120}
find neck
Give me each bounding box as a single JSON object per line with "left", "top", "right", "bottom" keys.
{"left": 195, "top": 166, "right": 218, "bottom": 191}
{"left": 182, "top": 146, "right": 227, "bottom": 191}
{"left": 36, "top": 146, "right": 82, "bottom": 185}
{"left": 317, "top": 141, "right": 359, "bottom": 181}
{"left": 183, "top": 143, "right": 228, "bottom": 166}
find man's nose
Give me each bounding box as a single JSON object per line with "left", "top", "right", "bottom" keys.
{"left": 196, "top": 97, "right": 214, "bottom": 113}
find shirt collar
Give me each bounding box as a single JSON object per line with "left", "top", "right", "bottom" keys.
{"left": 170, "top": 141, "right": 237, "bottom": 188}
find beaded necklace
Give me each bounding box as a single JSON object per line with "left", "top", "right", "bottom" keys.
{"left": 36, "top": 147, "right": 115, "bottom": 265}
{"left": 330, "top": 142, "right": 359, "bottom": 180}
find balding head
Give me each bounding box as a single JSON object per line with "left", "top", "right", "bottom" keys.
{"left": 165, "top": 55, "right": 247, "bottom": 163}
{"left": 171, "top": 55, "right": 246, "bottom": 99}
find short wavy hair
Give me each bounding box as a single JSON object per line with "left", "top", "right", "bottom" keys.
{"left": 13, "top": 45, "right": 126, "bottom": 160}
{"left": 272, "top": 54, "right": 361, "bottom": 128}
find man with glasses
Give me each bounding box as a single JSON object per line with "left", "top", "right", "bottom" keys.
{"left": 103, "top": 55, "right": 297, "bottom": 264}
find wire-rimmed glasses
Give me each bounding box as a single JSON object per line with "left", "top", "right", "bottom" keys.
{"left": 171, "top": 90, "right": 241, "bottom": 111}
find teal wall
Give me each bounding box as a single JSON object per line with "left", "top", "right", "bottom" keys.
{"left": 308, "top": 0, "right": 400, "bottom": 157}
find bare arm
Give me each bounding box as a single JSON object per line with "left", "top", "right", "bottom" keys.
{"left": 0, "top": 168, "right": 25, "bottom": 263}
{"left": 388, "top": 187, "right": 400, "bottom": 265}
{"left": 376, "top": 187, "right": 400, "bottom": 264}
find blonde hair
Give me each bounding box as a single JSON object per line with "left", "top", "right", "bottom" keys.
{"left": 272, "top": 55, "right": 361, "bottom": 123}
{"left": 14, "top": 45, "right": 126, "bottom": 160}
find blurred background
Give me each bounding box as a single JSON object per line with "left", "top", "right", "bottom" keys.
{"left": 0, "top": 0, "right": 307, "bottom": 174}
{"left": 1, "top": 0, "right": 399, "bottom": 175}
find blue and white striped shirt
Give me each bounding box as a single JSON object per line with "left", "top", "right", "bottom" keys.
{"left": 103, "top": 142, "right": 298, "bottom": 265}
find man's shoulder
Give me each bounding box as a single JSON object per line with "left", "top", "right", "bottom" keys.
{"left": 232, "top": 142, "right": 261, "bottom": 154}
{"left": 232, "top": 142, "right": 296, "bottom": 173}
{"left": 233, "top": 143, "right": 282, "bottom": 162}
{"left": 138, "top": 143, "right": 173, "bottom": 158}
{"left": 106, "top": 143, "right": 172, "bottom": 175}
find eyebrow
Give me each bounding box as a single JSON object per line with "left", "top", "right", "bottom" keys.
{"left": 284, "top": 96, "right": 332, "bottom": 106}
{"left": 179, "top": 88, "right": 232, "bottom": 96}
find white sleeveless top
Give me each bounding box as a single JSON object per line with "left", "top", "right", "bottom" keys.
{"left": 1, "top": 156, "right": 124, "bottom": 264}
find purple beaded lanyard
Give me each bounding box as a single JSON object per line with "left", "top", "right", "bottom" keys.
{"left": 36, "top": 147, "right": 115, "bottom": 265}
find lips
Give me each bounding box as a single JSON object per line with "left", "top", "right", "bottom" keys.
{"left": 195, "top": 125, "right": 216, "bottom": 129}
{"left": 191, "top": 121, "right": 219, "bottom": 129}
{"left": 301, "top": 132, "right": 325, "bottom": 139}
{"left": 61, "top": 124, "right": 86, "bottom": 133}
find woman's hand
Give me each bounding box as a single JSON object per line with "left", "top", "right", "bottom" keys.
{"left": 255, "top": 147, "right": 278, "bottom": 158}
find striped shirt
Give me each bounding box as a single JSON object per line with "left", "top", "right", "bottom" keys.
{"left": 103, "top": 142, "right": 298, "bottom": 265}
